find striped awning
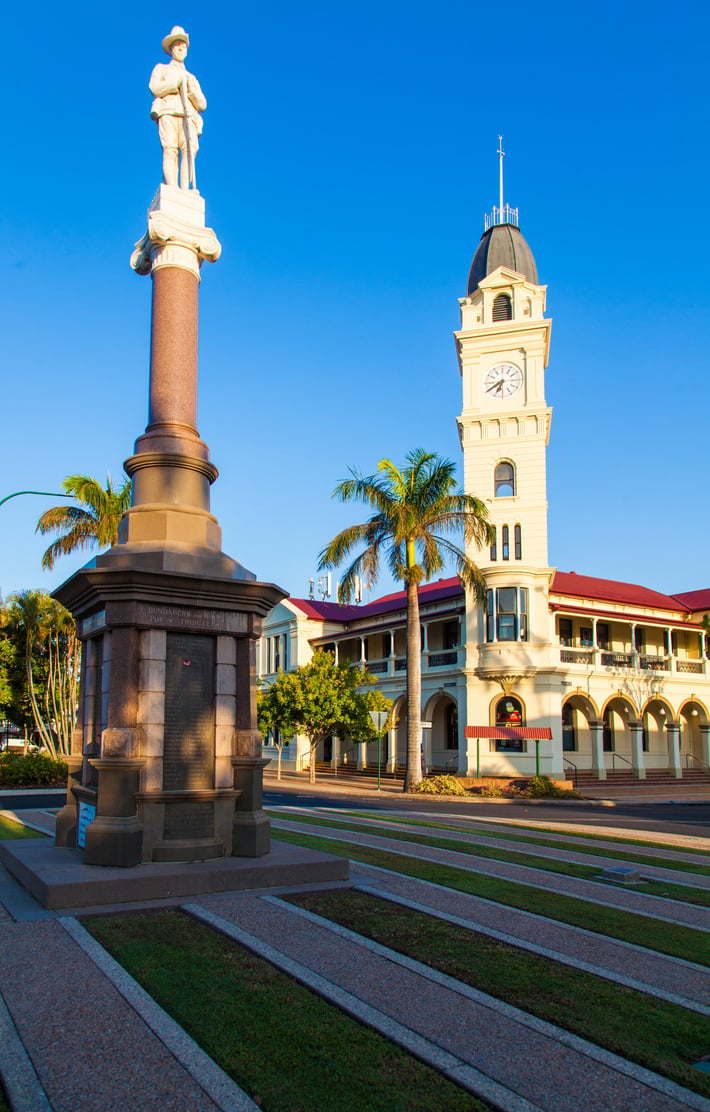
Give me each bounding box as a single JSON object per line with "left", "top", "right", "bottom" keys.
{"left": 465, "top": 726, "right": 552, "bottom": 740}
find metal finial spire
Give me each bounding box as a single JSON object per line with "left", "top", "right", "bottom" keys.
{"left": 498, "top": 134, "right": 505, "bottom": 214}
{"left": 484, "top": 136, "right": 519, "bottom": 231}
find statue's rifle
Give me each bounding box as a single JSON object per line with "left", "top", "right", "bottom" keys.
{"left": 179, "top": 70, "right": 195, "bottom": 189}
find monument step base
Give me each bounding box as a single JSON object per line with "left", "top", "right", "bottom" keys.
{"left": 0, "top": 838, "right": 348, "bottom": 911}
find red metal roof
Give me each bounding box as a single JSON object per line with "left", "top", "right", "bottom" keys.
{"left": 289, "top": 572, "right": 710, "bottom": 623}
{"left": 671, "top": 588, "right": 710, "bottom": 612}
{"left": 290, "top": 577, "right": 463, "bottom": 623}
{"left": 551, "top": 572, "right": 692, "bottom": 613}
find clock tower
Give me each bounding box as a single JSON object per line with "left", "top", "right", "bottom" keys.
{"left": 455, "top": 144, "right": 559, "bottom": 774}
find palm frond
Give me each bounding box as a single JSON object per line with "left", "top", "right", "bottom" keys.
{"left": 36, "top": 472, "right": 132, "bottom": 569}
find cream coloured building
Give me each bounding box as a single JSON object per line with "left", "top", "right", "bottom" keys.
{"left": 258, "top": 200, "right": 710, "bottom": 785}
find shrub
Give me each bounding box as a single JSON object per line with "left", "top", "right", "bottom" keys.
{"left": 415, "top": 774, "right": 468, "bottom": 797}
{"left": 477, "top": 782, "right": 504, "bottom": 797}
{"left": 0, "top": 752, "right": 68, "bottom": 787}
{"left": 524, "top": 774, "right": 570, "bottom": 799}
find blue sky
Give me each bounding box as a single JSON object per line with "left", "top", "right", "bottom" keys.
{"left": 2, "top": 1, "right": 708, "bottom": 604}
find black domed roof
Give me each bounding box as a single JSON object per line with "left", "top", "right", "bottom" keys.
{"left": 467, "top": 223, "right": 538, "bottom": 294}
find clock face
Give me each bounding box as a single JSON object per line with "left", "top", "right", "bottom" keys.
{"left": 483, "top": 362, "right": 523, "bottom": 399}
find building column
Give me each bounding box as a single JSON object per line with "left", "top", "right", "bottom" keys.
{"left": 330, "top": 735, "right": 340, "bottom": 770}
{"left": 422, "top": 723, "right": 432, "bottom": 775}
{"left": 357, "top": 739, "right": 366, "bottom": 770}
{"left": 388, "top": 629, "right": 396, "bottom": 676}
{"left": 666, "top": 721, "right": 682, "bottom": 779}
{"left": 359, "top": 636, "right": 366, "bottom": 669}
{"left": 592, "top": 618, "right": 600, "bottom": 668}
{"left": 699, "top": 724, "right": 710, "bottom": 770}
{"left": 628, "top": 721, "right": 646, "bottom": 779}
{"left": 589, "top": 718, "right": 606, "bottom": 780}
{"left": 421, "top": 623, "right": 429, "bottom": 671}
{"left": 385, "top": 725, "right": 396, "bottom": 772}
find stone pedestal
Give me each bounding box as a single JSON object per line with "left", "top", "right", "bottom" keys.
{"left": 54, "top": 184, "right": 287, "bottom": 868}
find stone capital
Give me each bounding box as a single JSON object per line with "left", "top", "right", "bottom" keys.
{"left": 131, "top": 210, "right": 221, "bottom": 278}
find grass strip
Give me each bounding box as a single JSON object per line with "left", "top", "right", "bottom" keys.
{"left": 348, "top": 811, "right": 710, "bottom": 874}
{"left": 86, "top": 909, "right": 489, "bottom": 1112}
{"left": 0, "top": 815, "right": 45, "bottom": 840}
{"left": 272, "top": 829, "right": 710, "bottom": 966}
{"left": 286, "top": 888, "right": 710, "bottom": 1100}
{"left": 270, "top": 812, "right": 710, "bottom": 908}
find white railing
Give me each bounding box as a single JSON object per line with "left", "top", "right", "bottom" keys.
{"left": 485, "top": 204, "right": 519, "bottom": 230}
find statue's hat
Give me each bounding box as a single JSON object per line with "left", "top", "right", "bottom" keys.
{"left": 162, "top": 26, "right": 189, "bottom": 54}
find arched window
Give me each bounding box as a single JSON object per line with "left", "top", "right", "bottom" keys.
{"left": 494, "top": 461, "right": 515, "bottom": 497}
{"left": 496, "top": 696, "right": 523, "bottom": 727}
{"left": 445, "top": 703, "right": 458, "bottom": 749}
{"left": 492, "top": 293, "right": 512, "bottom": 321}
{"left": 490, "top": 526, "right": 497, "bottom": 561}
{"left": 514, "top": 524, "right": 522, "bottom": 560}
{"left": 494, "top": 695, "right": 525, "bottom": 752}
{"left": 502, "top": 525, "right": 510, "bottom": 560}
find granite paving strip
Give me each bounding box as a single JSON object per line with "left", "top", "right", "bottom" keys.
{"left": 271, "top": 817, "right": 710, "bottom": 930}
{"left": 433, "top": 814, "right": 710, "bottom": 853}
{"left": 185, "top": 900, "right": 542, "bottom": 1112}
{"left": 318, "top": 807, "right": 710, "bottom": 869}
{"left": 348, "top": 863, "right": 710, "bottom": 1013}
{"left": 292, "top": 810, "right": 710, "bottom": 890}
{"left": 0, "top": 991, "right": 53, "bottom": 1112}
{"left": 61, "top": 918, "right": 259, "bottom": 1112}
{"left": 0, "top": 918, "right": 251, "bottom": 1112}
{"left": 188, "top": 893, "right": 709, "bottom": 1112}
{"left": 399, "top": 814, "right": 710, "bottom": 866}
{"left": 0, "top": 808, "right": 57, "bottom": 837}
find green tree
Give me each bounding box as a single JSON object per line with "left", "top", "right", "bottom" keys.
{"left": 36, "top": 473, "right": 131, "bottom": 569}
{"left": 319, "top": 449, "right": 492, "bottom": 792}
{"left": 257, "top": 649, "right": 392, "bottom": 784}
{"left": 4, "top": 590, "right": 79, "bottom": 757}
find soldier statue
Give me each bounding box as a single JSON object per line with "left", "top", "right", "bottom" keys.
{"left": 150, "top": 27, "right": 206, "bottom": 189}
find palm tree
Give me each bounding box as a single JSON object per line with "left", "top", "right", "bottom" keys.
{"left": 319, "top": 449, "right": 493, "bottom": 792}
{"left": 6, "top": 590, "right": 79, "bottom": 757}
{"left": 36, "top": 474, "right": 131, "bottom": 570}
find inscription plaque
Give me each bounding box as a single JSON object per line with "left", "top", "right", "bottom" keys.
{"left": 163, "top": 632, "right": 215, "bottom": 793}
{"left": 137, "top": 604, "right": 247, "bottom": 634}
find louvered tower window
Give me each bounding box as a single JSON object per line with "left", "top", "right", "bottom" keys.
{"left": 492, "top": 293, "right": 512, "bottom": 321}
{"left": 494, "top": 461, "right": 515, "bottom": 497}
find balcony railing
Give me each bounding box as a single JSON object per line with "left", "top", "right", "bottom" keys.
{"left": 560, "top": 649, "right": 593, "bottom": 665}
{"left": 428, "top": 651, "right": 458, "bottom": 668}
{"left": 639, "top": 656, "right": 670, "bottom": 672}
{"left": 367, "top": 661, "right": 388, "bottom": 674}
{"left": 601, "top": 652, "right": 635, "bottom": 668}
{"left": 558, "top": 647, "right": 705, "bottom": 676}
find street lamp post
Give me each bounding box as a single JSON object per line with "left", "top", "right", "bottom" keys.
{"left": 369, "top": 710, "right": 389, "bottom": 791}
{"left": 0, "top": 490, "right": 71, "bottom": 509}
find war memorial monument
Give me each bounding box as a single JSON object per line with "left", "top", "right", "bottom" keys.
{"left": 1, "top": 28, "right": 346, "bottom": 906}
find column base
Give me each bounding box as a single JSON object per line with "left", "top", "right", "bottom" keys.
{"left": 84, "top": 816, "right": 144, "bottom": 868}
{"left": 232, "top": 813, "right": 271, "bottom": 857}
{"left": 232, "top": 757, "right": 270, "bottom": 857}
{"left": 152, "top": 839, "right": 224, "bottom": 863}
{"left": 54, "top": 757, "right": 84, "bottom": 848}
